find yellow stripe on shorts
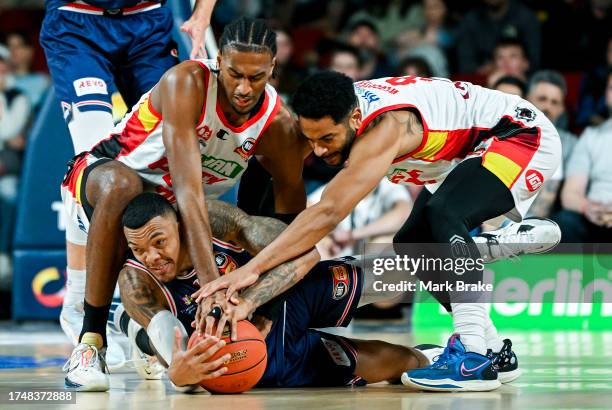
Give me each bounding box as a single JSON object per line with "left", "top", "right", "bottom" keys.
{"left": 75, "top": 168, "right": 84, "bottom": 205}
{"left": 482, "top": 152, "right": 522, "bottom": 188}
{"left": 412, "top": 131, "right": 448, "bottom": 160}
{"left": 138, "top": 97, "right": 161, "bottom": 133}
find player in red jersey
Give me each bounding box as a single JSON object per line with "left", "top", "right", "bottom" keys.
{"left": 200, "top": 71, "right": 562, "bottom": 391}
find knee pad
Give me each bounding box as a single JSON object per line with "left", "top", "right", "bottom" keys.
{"left": 147, "top": 310, "right": 188, "bottom": 367}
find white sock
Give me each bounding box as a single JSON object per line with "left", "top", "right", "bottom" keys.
{"left": 484, "top": 306, "right": 505, "bottom": 353}
{"left": 63, "top": 267, "right": 85, "bottom": 307}
{"left": 68, "top": 107, "right": 114, "bottom": 154}
{"left": 451, "top": 303, "right": 487, "bottom": 355}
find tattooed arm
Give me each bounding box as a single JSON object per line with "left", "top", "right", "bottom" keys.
{"left": 205, "top": 198, "right": 289, "bottom": 255}
{"left": 240, "top": 248, "right": 319, "bottom": 312}
{"left": 118, "top": 265, "right": 169, "bottom": 328}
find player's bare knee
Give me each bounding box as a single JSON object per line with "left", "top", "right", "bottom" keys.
{"left": 88, "top": 162, "right": 143, "bottom": 209}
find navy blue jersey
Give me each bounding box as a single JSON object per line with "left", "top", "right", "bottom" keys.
{"left": 46, "top": 0, "right": 162, "bottom": 11}
{"left": 124, "top": 241, "right": 366, "bottom": 388}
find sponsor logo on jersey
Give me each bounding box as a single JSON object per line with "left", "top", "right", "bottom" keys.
{"left": 73, "top": 77, "right": 108, "bottom": 96}
{"left": 321, "top": 338, "right": 351, "bottom": 366}
{"left": 216, "top": 129, "right": 229, "bottom": 140}
{"left": 356, "top": 88, "right": 381, "bottom": 103}
{"left": 525, "top": 169, "right": 544, "bottom": 192}
{"left": 197, "top": 124, "right": 214, "bottom": 142}
{"left": 355, "top": 80, "right": 399, "bottom": 95}
{"left": 331, "top": 265, "right": 349, "bottom": 300}
{"left": 387, "top": 168, "right": 437, "bottom": 185}
{"left": 202, "top": 155, "right": 244, "bottom": 178}
{"left": 182, "top": 294, "right": 194, "bottom": 306}
{"left": 514, "top": 107, "right": 536, "bottom": 122}
{"left": 215, "top": 252, "right": 238, "bottom": 274}
{"left": 234, "top": 137, "right": 256, "bottom": 160}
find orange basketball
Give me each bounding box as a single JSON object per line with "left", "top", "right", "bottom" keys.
{"left": 187, "top": 320, "right": 267, "bottom": 394}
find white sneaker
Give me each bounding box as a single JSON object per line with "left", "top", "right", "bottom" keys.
{"left": 474, "top": 217, "right": 561, "bottom": 263}
{"left": 64, "top": 343, "right": 110, "bottom": 391}
{"left": 414, "top": 344, "right": 444, "bottom": 366}
{"left": 127, "top": 321, "right": 164, "bottom": 380}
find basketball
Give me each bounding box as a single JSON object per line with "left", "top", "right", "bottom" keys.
{"left": 187, "top": 320, "right": 267, "bottom": 393}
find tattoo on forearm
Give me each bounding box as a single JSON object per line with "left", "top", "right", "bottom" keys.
{"left": 205, "top": 199, "right": 288, "bottom": 254}
{"left": 241, "top": 257, "right": 302, "bottom": 308}
{"left": 237, "top": 216, "right": 287, "bottom": 255}
{"left": 118, "top": 268, "right": 166, "bottom": 328}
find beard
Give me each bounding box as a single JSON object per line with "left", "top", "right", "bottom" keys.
{"left": 325, "top": 127, "right": 356, "bottom": 169}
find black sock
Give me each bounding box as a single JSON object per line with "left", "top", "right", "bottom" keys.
{"left": 135, "top": 329, "right": 156, "bottom": 356}
{"left": 80, "top": 300, "right": 111, "bottom": 347}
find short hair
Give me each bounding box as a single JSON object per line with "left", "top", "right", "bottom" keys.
{"left": 122, "top": 193, "right": 176, "bottom": 230}
{"left": 395, "top": 56, "right": 433, "bottom": 77}
{"left": 528, "top": 70, "right": 567, "bottom": 96}
{"left": 331, "top": 43, "right": 362, "bottom": 68}
{"left": 494, "top": 37, "right": 528, "bottom": 57}
{"left": 6, "top": 30, "right": 32, "bottom": 47}
{"left": 292, "top": 70, "right": 357, "bottom": 123}
{"left": 348, "top": 19, "right": 379, "bottom": 35}
{"left": 219, "top": 17, "right": 277, "bottom": 57}
{"left": 494, "top": 75, "right": 527, "bottom": 96}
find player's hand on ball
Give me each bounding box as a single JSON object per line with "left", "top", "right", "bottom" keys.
{"left": 196, "top": 266, "right": 259, "bottom": 303}
{"left": 167, "top": 328, "right": 230, "bottom": 387}
{"left": 216, "top": 296, "right": 255, "bottom": 341}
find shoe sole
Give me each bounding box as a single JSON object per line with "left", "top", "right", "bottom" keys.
{"left": 498, "top": 368, "right": 522, "bottom": 383}
{"left": 65, "top": 378, "right": 109, "bottom": 392}
{"left": 401, "top": 373, "right": 501, "bottom": 392}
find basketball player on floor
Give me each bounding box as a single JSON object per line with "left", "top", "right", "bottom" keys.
{"left": 200, "top": 71, "right": 562, "bottom": 391}
{"left": 60, "top": 18, "right": 309, "bottom": 391}
{"left": 42, "top": 0, "right": 218, "bottom": 367}
{"left": 111, "top": 193, "right": 544, "bottom": 391}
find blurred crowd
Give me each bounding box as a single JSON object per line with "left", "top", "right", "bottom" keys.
{"left": 0, "top": 0, "right": 611, "bottom": 292}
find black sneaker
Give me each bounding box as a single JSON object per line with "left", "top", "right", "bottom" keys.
{"left": 488, "top": 339, "right": 521, "bottom": 383}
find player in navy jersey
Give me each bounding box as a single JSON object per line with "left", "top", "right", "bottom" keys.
{"left": 111, "top": 193, "right": 427, "bottom": 390}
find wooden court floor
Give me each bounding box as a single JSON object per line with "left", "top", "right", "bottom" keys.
{"left": 1, "top": 322, "right": 611, "bottom": 410}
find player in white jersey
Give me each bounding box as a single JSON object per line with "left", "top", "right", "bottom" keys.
{"left": 199, "top": 71, "right": 562, "bottom": 392}
{"left": 59, "top": 18, "right": 309, "bottom": 391}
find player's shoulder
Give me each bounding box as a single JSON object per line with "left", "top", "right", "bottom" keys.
{"left": 159, "top": 60, "right": 212, "bottom": 89}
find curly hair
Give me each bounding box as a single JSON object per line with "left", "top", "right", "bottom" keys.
{"left": 292, "top": 71, "right": 357, "bottom": 123}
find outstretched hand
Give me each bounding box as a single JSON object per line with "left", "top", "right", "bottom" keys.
{"left": 167, "top": 327, "right": 230, "bottom": 387}
{"left": 180, "top": 17, "right": 208, "bottom": 59}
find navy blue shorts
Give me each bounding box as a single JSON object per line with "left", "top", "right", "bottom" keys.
{"left": 40, "top": 6, "right": 178, "bottom": 120}
{"left": 260, "top": 258, "right": 366, "bottom": 388}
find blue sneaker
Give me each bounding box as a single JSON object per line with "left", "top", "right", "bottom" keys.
{"left": 402, "top": 334, "right": 501, "bottom": 392}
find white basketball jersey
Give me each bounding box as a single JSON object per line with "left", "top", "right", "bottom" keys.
{"left": 353, "top": 76, "right": 526, "bottom": 186}
{"left": 90, "top": 59, "right": 281, "bottom": 202}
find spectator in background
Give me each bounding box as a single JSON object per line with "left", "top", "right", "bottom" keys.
{"left": 0, "top": 45, "right": 31, "bottom": 287}
{"left": 493, "top": 75, "right": 526, "bottom": 97}
{"left": 269, "top": 28, "right": 303, "bottom": 101}
{"left": 395, "top": 0, "right": 452, "bottom": 77}
{"left": 523, "top": 71, "right": 577, "bottom": 218}
{"left": 395, "top": 56, "right": 434, "bottom": 78}
{"left": 5, "top": 31, "right": 49, "bottom": 109}
{"left": 487, "top": 38, "right": 530, "bottom": 87}
{"left": 309, "top": 178, "right": 412, "bottom": 259}
{"left": 346, "top": 19, "right": 391, "bottom": 80}
{"left": 555, "top": 70, "right": 612, "bottom": 242}
{"left": 456, "top": 0, "right": 540, "bottom": 74}
{"left": 329, "top": 43, "right": 362, "bottom": 81}
{"left": 576, "top": 35, "right": 612, "bottom": 127}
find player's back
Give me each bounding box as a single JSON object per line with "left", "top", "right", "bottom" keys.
{"left": 354, "top": 76, "right": 523, "bottom": 136}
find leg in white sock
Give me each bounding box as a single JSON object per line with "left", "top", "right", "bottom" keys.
{"left": 67, "top": 106, "right": 114, "bottom": 154}
{"left": 484, "top": 304, "right": 505, "bottom": 352}
{"left": 451, "top": 302, "right": 487, "bottom": 355}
